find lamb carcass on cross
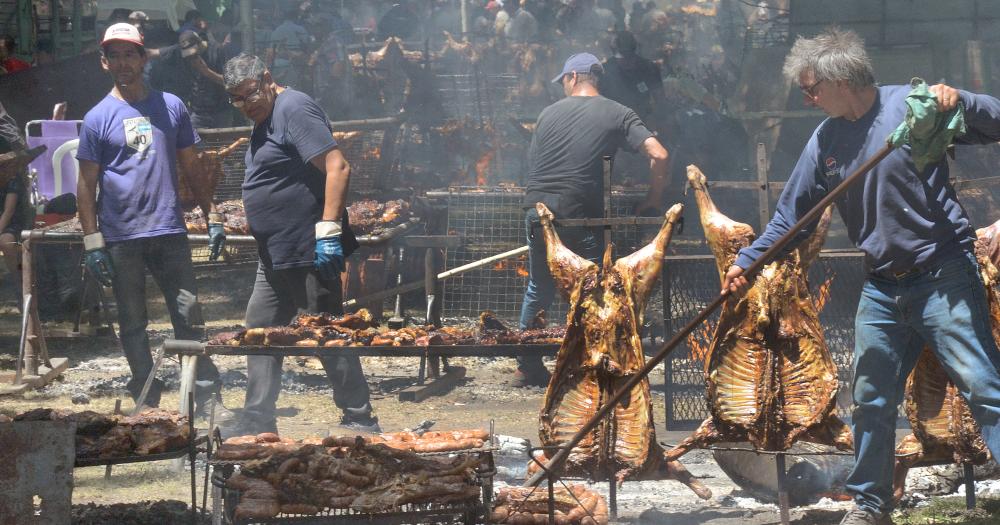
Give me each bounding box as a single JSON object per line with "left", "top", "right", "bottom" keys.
{"left": 178, "top": 137, "right": 248, "bottom": 212}
{"left": 665, "top": 165, "right": 852, "bottom": 461}
{"left": 531, "top": 201, "right": 711, "bottom": 499}
{"left": 891, "top": 219, "right": 1000, "bottom": 501}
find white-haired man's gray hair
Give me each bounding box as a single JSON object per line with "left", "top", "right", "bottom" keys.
{"left": 223, "top": 53, "right": 267, "bottom": 91}
{"left": 783, "top": 27, "right": 875, "bottom": 89}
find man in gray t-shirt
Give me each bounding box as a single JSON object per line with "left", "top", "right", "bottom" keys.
{"left": 515, "top": 53, "right": 670, "bottom": 387}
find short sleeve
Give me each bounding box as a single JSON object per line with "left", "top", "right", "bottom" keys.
{"left": 621, "top": 107, "right": 654, "bottom": 153}
{"left": 174, "top": 101, "right": 200, "bottom": 149}
{"left": 76, "top": 120, "right": 102, "bottom": 164}
{"left": 283, "top": 95, "right": 336, "bottom": 164}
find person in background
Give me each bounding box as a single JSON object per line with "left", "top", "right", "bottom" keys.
{"left": 721, "top": 28, "right": 1000, "bottom": 525}
{"left": 377, "top": 1, "right": 418, "bottom": 40}
{"left": 311, "top": 12, "right": 351, "bottom": 119}
{"left": 267, "top": 6, "right": 312, "bottom": 90}
{"left": 75, "top": 23, "right": 230, "bottom": 417}
{"left": 601, "top": 30, "right": 663, "bottom": 120}
{"left": 0, "top": 36, "right": 30, "bottom": 74}
{"left": 516, "top": 52, "right": 668, "bottom": 387}
{"left": 221, "top": 54, "right": 381, "bottom": 436}
{"left": 505, "top": 0, "right": 538, "bottom": 42}
{"left": 180, "top": 30, "right": 235, "bottom": 129}
{"left": 0, "top": 99, "right": 27, "bottom": 305}
{"left": 178, "top": 10, "right": 208, "bottom": 36}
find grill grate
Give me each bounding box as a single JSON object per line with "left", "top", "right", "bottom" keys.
{"left": 439, "top": 189, "right": 666, "bottom": 328}
{"left": 661, "top": 253, "right": 866, "bottom": 427}
{"left": 435, "top": 73, "right": 522, "bottom": 123}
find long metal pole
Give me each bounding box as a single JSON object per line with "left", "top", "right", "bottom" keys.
{"left": 524, "top": 143, "right": 896, "bottom": 487}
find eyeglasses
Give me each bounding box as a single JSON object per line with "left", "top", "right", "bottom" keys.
{"left": 228, "top": 75, "right": 266, "bottom": 108}
{"left": 800, "top": 78, "right": 823, "bottom": 98}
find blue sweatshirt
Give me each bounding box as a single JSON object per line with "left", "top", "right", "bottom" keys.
{"left": 734, "top": 85, "right": 1000, "bottom": 274}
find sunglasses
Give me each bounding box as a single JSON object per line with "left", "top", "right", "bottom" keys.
{"left": 800, "top": 78, "right": 823, "bottom": 98}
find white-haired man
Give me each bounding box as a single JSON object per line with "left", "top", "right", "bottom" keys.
{"left": 722, "top": 27, "right": 1000, "bottom": 525}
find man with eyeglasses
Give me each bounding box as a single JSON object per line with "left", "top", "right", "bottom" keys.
{"left": 75, "top": 23, "right": 232, "bottom": 418}
{"left": 720, "top": 27, "right": 1000, "bottom": 525}
{"left": 219, "top": 53, "right": 380, "bottom": 437}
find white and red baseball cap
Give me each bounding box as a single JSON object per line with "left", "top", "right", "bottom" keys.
{"left": 102, "top": 22, "right": 144, "bottom": 48}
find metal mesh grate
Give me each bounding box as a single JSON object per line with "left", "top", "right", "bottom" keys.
{"left": 662, "top": 253, "right": 866, "bottom": 428}
{"left": 440, "top": 189, "right": 667, "bottom": 328}
{"left": 435, "top": 73, "right": 522, "bottom": 123}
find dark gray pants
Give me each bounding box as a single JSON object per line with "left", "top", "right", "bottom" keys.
{"left": 107, "top": 233, "right": 219, "bottom": 407}
{"left": 243, "top": 263, "right": 373, "bottom": 423}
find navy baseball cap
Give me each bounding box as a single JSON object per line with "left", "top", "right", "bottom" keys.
{"left": 551, "top": 53, "right": 604, "bottom": 84}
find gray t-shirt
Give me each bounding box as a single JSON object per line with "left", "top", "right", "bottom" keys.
{"left": 524, "top": 95, "right": 653, "bottom": 218}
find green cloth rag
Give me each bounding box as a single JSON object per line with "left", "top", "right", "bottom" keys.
{"left": 887, "top": 77, "right": 966, "bottom": 171}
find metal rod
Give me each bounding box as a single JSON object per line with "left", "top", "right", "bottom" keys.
{"left": 776, "top": 453, "right": 790, "bottom": 525}
{"left": 602, "top": 156, "right": 612, "bottom": 250}
{"left": 547, "top": 472, "right": 555, "bottom": 525}
{"left": 189, "top": 392, "right": 197, "bottom": 525}
{"left": 343, "top": 245, "right": 528, "bottom": 308}
{"left": 964, "top": 462, "right": 976, "bottom": 510}
{"left": 524, "top": 142, "right": 896, "bottom": 487}
{"left": 195, "top": 117, "right": 403, "bottom": 137}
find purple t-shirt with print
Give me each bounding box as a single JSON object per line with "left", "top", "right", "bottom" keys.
{"left": 76, "top": 90, "right": 199, "bottom": 242}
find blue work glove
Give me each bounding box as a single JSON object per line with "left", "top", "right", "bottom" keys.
{"left": 83, "top": 232, "right": 114, "bottom": 287}
{"left": 315, "top": 235, "right": 345, "bottom": 281}
{"left": 208, "top": 215, "right": 226, "bottom": 261}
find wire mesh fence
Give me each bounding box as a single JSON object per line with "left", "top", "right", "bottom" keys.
{"left": 661, "top": 252, "right": 866, "bottom": 428}
{"left": 439, "top": 189, "right": 667, "bottom": 329}
{"left": 435, "top": 72, "right": 522, "bottom": 123}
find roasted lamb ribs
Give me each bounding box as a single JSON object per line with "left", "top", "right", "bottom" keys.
{"left": 665, "top": 165, "right": 852, "bottom": 461}
{"left": 532, "top": 201, "right": 711, "bottom": 498}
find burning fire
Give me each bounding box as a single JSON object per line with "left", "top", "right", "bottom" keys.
{"left": 681, "top": 3, "right": 717, "bottom": 16}
{"left": 812, "top": 274, "right": 835, "bottom": 312}
{"left": 492, "top": 256, "right": 529, "bottom": 277}
{"left": 474, "top": 149, "right": 495, "bottom": 186}
{"left": 361, "top": 146, "right": 381, "bottom": 161}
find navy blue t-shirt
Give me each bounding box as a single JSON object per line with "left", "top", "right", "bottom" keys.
{"left": 243, "top": 89, "right": 341, "bottom": 270}
{"left": 735, "top": 85, "right": 1000, "bottom": 273}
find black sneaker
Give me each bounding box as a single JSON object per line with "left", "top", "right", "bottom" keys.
{"left": 193, "top": 402, "right": 237, "bottom": 424}
{"left": 339, "top": 415, "right": 383, "bottom": 434}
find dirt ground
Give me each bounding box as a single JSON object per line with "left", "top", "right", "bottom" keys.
{"left": 1, "top": 264, "right": 999, "bottom": 524}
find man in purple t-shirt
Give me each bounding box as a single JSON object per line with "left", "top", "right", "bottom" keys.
{"left": 76, "top": 23, "right": 231, "bottom": 418}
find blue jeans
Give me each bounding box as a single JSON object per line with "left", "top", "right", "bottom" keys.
{"left": 107, "top": 233, "right": 219, "bottom": 408}
{"left": 517, "top": 208, "right": 601, "bottom": 369}
{"left": 847, "top": 250, "right": 1000, "bottom": 515}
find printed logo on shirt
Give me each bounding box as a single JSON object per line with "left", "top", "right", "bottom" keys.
{"left": 636, "top": 81, "right": 649, "bottom": 94}
{"left": 824, "top": 156, "right": 839, "bottom": 180}
{"left": 123, "top": 116, "right": 153, "bottom": 154}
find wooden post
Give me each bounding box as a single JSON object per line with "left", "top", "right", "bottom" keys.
{"left": 21, "top": 238, "right": 38, "bottom": 377}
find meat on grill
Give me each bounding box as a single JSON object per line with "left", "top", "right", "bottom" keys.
{"left": 533, "top": 201, "right": 711, "bottom": 498}
{"left": 491, "top": 484, "right": 608, "bottom": 525}
{"left": 13, "top": 407, "right": 189, "bottom": 459}
{"left": 665, "top": 165, "right": 852, "bottom": 461}
{"left": 228, "top": 441, "right": 483, "bottom": 519}
{"left": 210, "top": 308, "right": 564, "bottom": 347}
{"left": 346, "top": 199, "right": 411, "bottom": 235}
{"left": 185, "top": 199, "right": 249, "bottom": 234}
{"left": 891, "top": 221, "right": 1000, "bottom": 501}
{"left": 178, "top": 137, "right": 248, "bottom": 211}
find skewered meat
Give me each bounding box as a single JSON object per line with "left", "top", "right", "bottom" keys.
{"left": 891, "top": 221, "right": 1000, "bottom": 501}
{"left": 124, "top": 409, "right": 191, "bottom": 455}
{"left": 178, "top": 137, "right": 248, "bottom": 210}
{"left": 491, "top": 484, "right": 609, "bottom": 525}
{"left": 533, "top": 201, "right": 710, "bottom": 498}
{"left": 665, "top": 165, "right": 852, "bottom": 462}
